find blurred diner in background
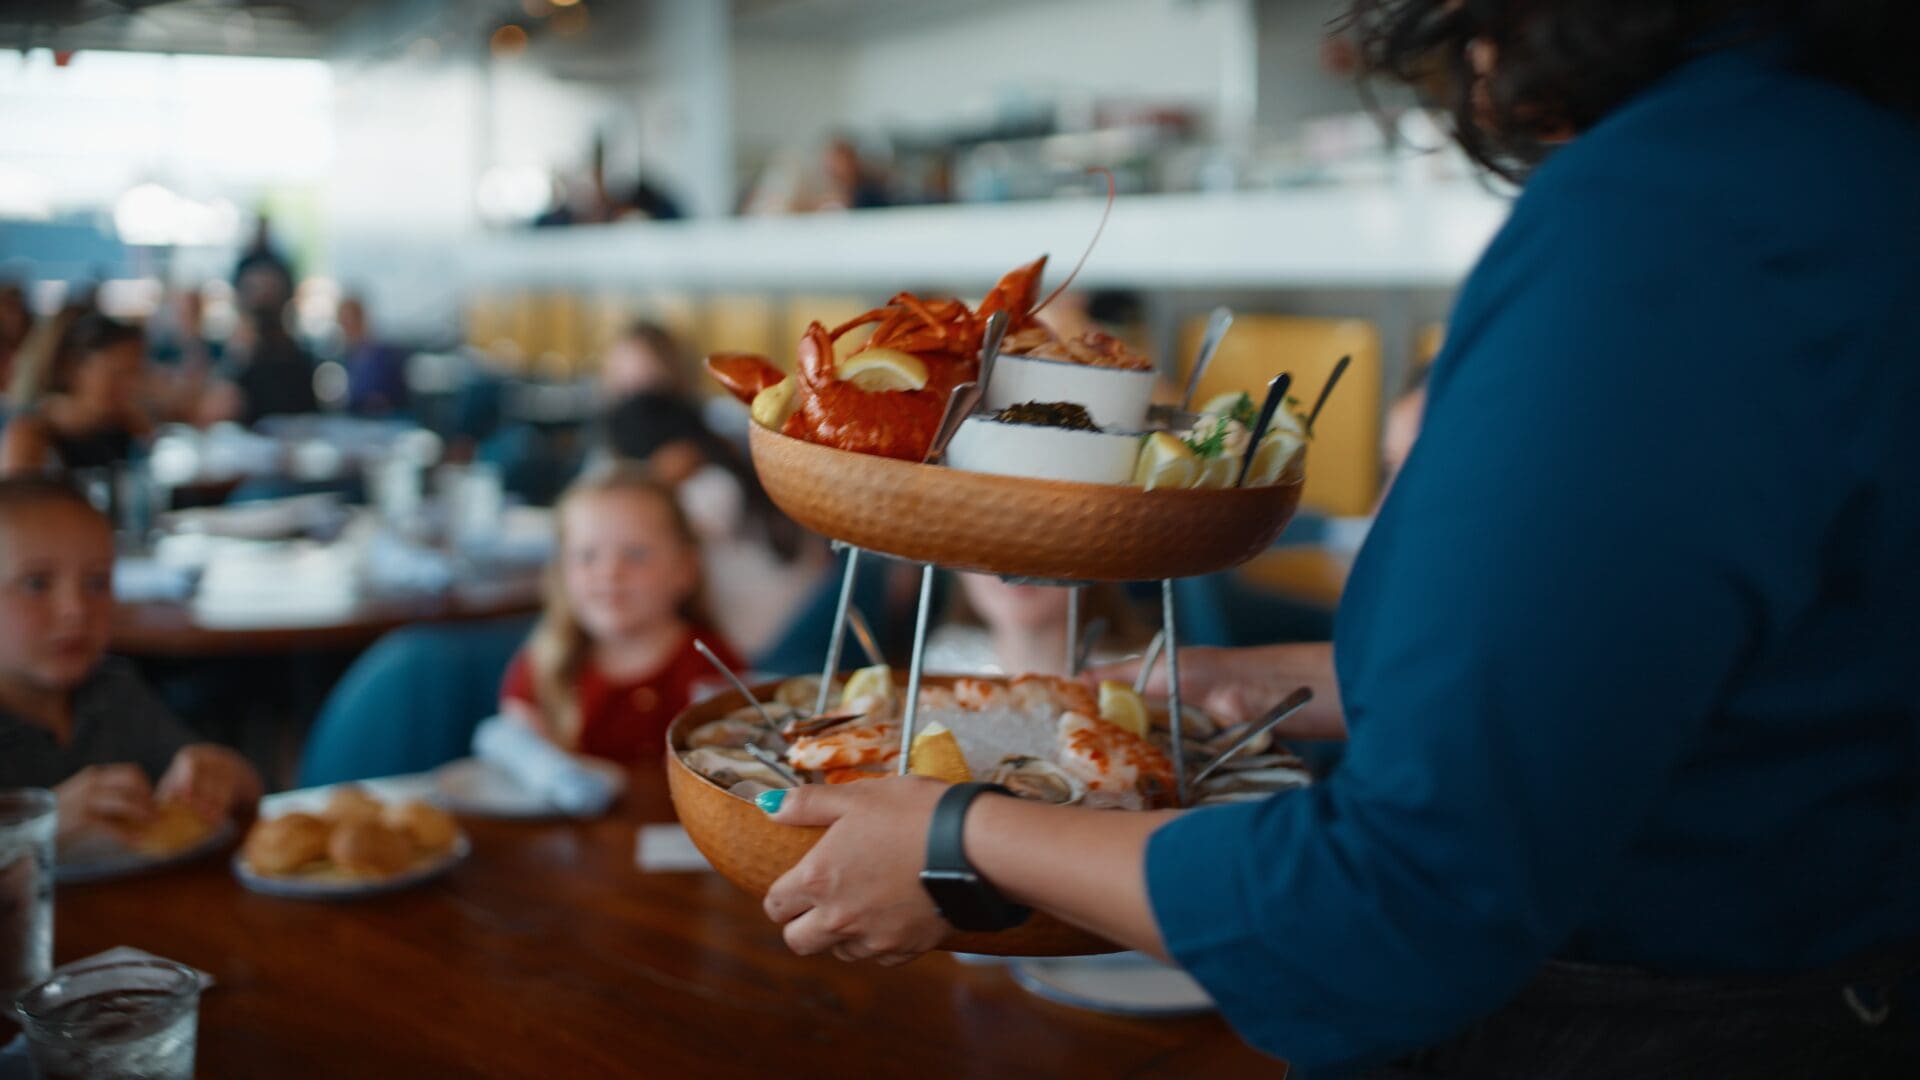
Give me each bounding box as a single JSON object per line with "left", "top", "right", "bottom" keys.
{"left": 1, "top": 0, "right": 1914, "bottom": 1076}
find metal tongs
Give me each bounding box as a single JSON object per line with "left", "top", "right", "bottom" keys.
{"left": 926, "top": 310, "right": 1010, "bottom": 461}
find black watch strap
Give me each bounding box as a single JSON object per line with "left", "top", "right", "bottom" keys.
{"left": 921, "top": 782, "right": 1032, "bottom": 932}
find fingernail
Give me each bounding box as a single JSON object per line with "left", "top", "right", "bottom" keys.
{"left": 755, "top": 789, "right": 787, "bottom": 815}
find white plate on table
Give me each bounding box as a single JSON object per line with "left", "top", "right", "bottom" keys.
{"left": 231, "top": 833, "right": 471, "bottom": 901}
{"left": 431, "top": 756, "right": 626, "bottom": 820}
{"left": 1008, "top": 951, "right": 1215, "bottom": 1018}
{"left": 56, "top": 820, "right": 237, "bottom": 886}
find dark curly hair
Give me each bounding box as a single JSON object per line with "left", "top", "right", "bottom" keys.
{"left": 1346, "top": 0, "right": 1920, "bottom": 181}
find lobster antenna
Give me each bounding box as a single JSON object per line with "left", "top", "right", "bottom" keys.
{"left": 1031, "top": 166, "right": 1115, "bottom": 317}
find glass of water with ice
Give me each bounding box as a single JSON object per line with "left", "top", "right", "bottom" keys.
{"left": 11, "top": 958, "right": 206, "bottom": 1080}
{"left": 0, "top": 789, "right": 54, "bottom": 1005}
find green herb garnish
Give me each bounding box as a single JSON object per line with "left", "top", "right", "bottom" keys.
{"left": 1183, "top": 416, "right": 1232, "bottom": 459}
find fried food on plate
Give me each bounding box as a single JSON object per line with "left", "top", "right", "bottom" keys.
{"left": 241, "top": 812, "right": 332, "bottom": 875}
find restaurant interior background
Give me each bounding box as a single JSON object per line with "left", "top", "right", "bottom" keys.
{"left": 0, "top": 0, "right": 1511, "bottom": 767}
{"left": 0, "top": 1, "right": 1513, "bottom": 1070}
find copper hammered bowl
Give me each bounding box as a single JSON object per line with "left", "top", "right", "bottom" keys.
{"left": 748, "top": 423, "right": 1304, "bottom": 581}
{"left": 665, "top": 678, "right": 1123, "bottom": 957}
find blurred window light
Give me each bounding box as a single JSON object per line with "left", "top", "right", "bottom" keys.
{"left": 0, "top": 163, "right": 55, "bottom": 220}
{"left": 113, "top": 183, "right": 242, "bottom": 247}
{"left": 476, "top": 165, "right": 554, "bottom": 225}
{"left": 0, "top": 49, "right": 331, "bottom": 215}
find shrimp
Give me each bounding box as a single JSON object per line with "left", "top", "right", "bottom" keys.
{"left": 1010, "top": 675, "right": 1097, "bottom": 719}
{"left": 1057, "top": 711, "right": 1175, "bottom": 796}
{"left": 788, "top": 720, "right": 901, "bottom": 772}
{"left": 952, "top": 678, "right": 1009, "bottom": 711}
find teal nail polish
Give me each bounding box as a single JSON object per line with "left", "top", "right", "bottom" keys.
{"left": 755, "top": 788, "right": 787, "bottom": 815}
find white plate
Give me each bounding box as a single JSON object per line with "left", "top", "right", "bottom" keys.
{"left": 55, "top": 820, "right": 237, "bottom": 885}
{"left": 431, "top": 756, "right": 626, "bottom": 820}
{"left": 1008, "top": 951, "right": 1215, "bottom": 1018}
{"left": 231, "top": 833, "right": 470, "bottom": 901}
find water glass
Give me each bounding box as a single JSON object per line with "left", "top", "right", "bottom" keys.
{"left": 371, "top": 455, "right": 425, "bottom": 531}
{"left": 12, "top": 958, "right": 205, "bottom": 1080}
{"left": 441, "top": 462, "right": 505, "bottom": 552}
{"left": 0, "top": 789, "right": 55, "bottom": 1005}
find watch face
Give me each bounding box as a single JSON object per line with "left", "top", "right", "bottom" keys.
{"left": 921, "top": 868, "right": 992, "bottom": 928}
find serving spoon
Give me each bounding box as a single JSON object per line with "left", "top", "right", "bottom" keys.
{"left": 1071, "top": 616, "right": 1109, "bottom": 678}
{"left": 693, "top": 638, "right": 778, "bottom": 731}
{"left": 1181, "top": 306, "right": 1234, "bottom": 411}
{"left": 844, "top": 606, "right": 887, "bottom": 669}
{"left": 925, "top": 310, "right": 1011, "bottom": 462}
{"left": 1235, "top": 372, "right": 1292, "bottom": 487}
{"left": 1306, "top": 355, "right": 1351, "bottom": 435}
{"left": 1147, "top": 306, "right": 1234, "bottom": 432}
{"left": 1189, "top": 686, "right": 1315, "bottom": 790}
{"left": 1131, "top": 629, "right": 1167, "bottom": 696}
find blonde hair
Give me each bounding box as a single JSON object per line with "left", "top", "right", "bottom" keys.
{"left": 529, "top": 461, "right": 711, "bottom": 749}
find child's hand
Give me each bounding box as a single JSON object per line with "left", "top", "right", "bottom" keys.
{"left": 157, "top": 744, "right": 264, "bottom": 823}
{"left": 55, "top": 764, "right": 156, "bottom": 847}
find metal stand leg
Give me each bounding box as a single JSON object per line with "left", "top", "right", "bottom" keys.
{"left": 1162, "top": 578, "right": 1188, "bottom": 807}
{"left": 897, "top": 563, "right": 938, "bottom": 775}
{"left": 814, "top": 546, "right": 863, "bottom": 718}
{"left": 1064, "top": 585, "right": 1083, "bottom": 677}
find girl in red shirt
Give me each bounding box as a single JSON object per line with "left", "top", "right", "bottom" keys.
{"left": 500, "top": 463, "right": 743, "bottom": 763}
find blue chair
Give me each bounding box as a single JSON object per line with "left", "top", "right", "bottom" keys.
{"left": 296, "top": 615, "right": 533, "bottom": 787}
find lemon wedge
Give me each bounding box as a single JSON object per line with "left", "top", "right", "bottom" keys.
{"left": 1097, "top": 681, "right": 1152, "bottom": 738}
{"left": 909, "top": 721, "right": 972, "bottom": 784}
{"left": 749, "top": 375, "right": 797, "bottom": 430}
{"left": 1133, "top": 432, "right": 1198, "bottom": 491}
{"left": 1244, "top": 430, "right": 1307, "bottom": 488}
{"left": 1193, "top": 455, "right": 1237, "bottom": 489}
{"left": 838, "top": 348, "right": 928, "bottom": 392}
{"left": 839, "top": 664, "right": 894, "bottom": 707}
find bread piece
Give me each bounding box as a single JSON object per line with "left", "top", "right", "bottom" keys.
{"left": 385, "top": 801, "right": 458, "bottom": 854}
{"left": 327, "top": 820, "right": 415, "bottom": 878}
{"left": 322, "top": 785, "right": 384, "bottom": 826}
{"left": 132, "top": 800, "right": 219, "bottom": 858}
{"left": 242, "top": 813, "right": 332, "bottom": 875}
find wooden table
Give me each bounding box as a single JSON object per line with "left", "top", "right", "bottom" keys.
{"left": 111, "top": 579, "right": 543, "bottom": 659}
{"left": 52, "top": 769, "right": 1286, "bottom": 1078}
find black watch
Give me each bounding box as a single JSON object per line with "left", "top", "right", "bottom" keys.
{"left": 920, "top": 783, "right": 1032, "bottom": 932}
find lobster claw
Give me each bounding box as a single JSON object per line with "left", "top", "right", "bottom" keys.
{"left": 796, "top": 321, "right": 838, "bottom": 387}
{"left": 705, "top": 352, "right": 787, "bottom": 405}
{"left": 975, "top": 255, "right": 1048, "bottom": 330}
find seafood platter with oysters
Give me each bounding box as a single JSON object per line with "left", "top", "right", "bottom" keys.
{"left": 676, "top": 191, "right": 1344, "bottom": 955}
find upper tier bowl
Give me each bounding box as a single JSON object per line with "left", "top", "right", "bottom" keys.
{"left": 748, "top": 422, "right": 1304, "bottom": 581}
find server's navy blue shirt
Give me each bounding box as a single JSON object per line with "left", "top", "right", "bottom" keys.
{"left": 1147, "top": 40, "right": 1920, "bottom": 1072}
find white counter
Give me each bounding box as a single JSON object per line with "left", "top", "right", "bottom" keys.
{"left": 458, "top": 185, "right": 1512, "bottom": 294}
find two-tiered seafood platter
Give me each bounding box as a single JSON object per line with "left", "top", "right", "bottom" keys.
{"left": 671, "top": 200, "right": 1324, "bottom": 956}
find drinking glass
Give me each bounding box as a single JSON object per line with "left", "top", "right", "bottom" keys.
{"left": 12, "top": 958, "right": 205, "bottom": 1080}
{"left": 441, "top": 462, "right": 505, "bottom": 553}
{"left": 0, "top": 789, "right": 55, "bottom": 1005}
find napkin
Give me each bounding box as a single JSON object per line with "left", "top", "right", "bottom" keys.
{"left": 360, "top": 530, "right": 456, "bottom": 594}
{"left": 112, "top": 557, "right": 195, "bottom": 603}
{"left": 471, "top": 716, "right": 616, "bottom": 817}
{"left": 635, "top": 824, "right": 713, "bottom": 873}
